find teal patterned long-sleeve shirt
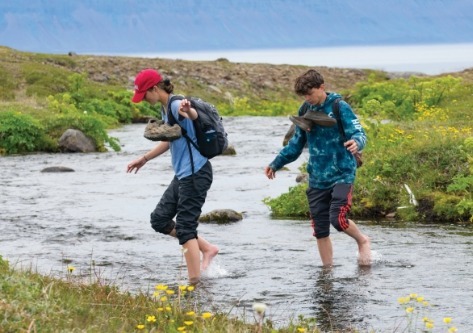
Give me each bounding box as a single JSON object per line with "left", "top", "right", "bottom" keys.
{"left": 269, "top": 92, "right": 367, "bottom": 189}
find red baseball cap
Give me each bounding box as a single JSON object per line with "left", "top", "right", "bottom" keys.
{"left": 132, "top": 69, "right": 163, "bottom": 103}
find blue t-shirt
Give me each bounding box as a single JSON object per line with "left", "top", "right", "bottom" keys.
{"left": 162, "top": 96, "right": 208, "bottom": 179}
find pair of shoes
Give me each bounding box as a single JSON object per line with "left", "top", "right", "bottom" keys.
{"left": 144, "top": 118, "right": 182, "bottom": 142}
{"left": 289, "top": 115, "right": 312, "bottom": 132}
{"left": 303, "top": 111, "right": 337, "bottom": 127}
{"left": 289, "top": 111, "right": 337, "bottom": 131}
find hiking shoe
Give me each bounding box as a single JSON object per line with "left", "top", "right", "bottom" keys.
{"left": 289, "top": 115, "right": 313, "bottom": 132}
{"left": 144, "top": 119, "right": 182, "bottom": 142}
{"left": 303, "top": 111, "right": 337, "bottom": 127}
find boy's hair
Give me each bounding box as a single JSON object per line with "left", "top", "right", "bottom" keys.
{"left": 294, "top": 69, "right": 325, "bottom": 95}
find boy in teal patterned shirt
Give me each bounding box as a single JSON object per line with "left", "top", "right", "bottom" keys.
{"left": 264, "top": 69, "right": 371, "bottom": 267}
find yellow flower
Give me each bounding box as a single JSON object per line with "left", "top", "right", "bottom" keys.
{"left": 179, "top": 285, "right": 187, "bottom": 291}
{"left": 136, "top": 324, "right": 145, "bottom": 330}
{"left": 448, "top": 327, "right": 458, "bottom": 333}
{"left": 146, "top": 315, "right": 156, "bottom": 323}
{"left": 157, "top": 307, "right": 164, "bottom": 312}
{"left": 165, "top": 306, "right": 172, "bottom": 311}
{"left": 184, "top": 321, "right": 194, "bottom": 326}
{"left": 186, "top": 311, "right": 195, "bottom": 316}
{"left": 201, "top": 312, "right": 213, "bottom": 319}
{"left": 297, "top": 328, "right": 307, "bottom": 333}
{"left": 443, "top": 317, "right": 452, "bottom": 324}
{"left": 166, "top": 289, "right": 175, "bottom": 295}
{"left": 422, "top": 301, "right": 430, "bottom": 307}
{"left": 155, "top": 284, "right": 168, "bottom": 290}
{"left": 177, "top": 327, "right": 186, "bottom": 332}
{"left": 416, "top": 296, "right": 424, "bottom": 302}
{"left": 409, "top": 293, "right": 418, "bottom": 298}
{"left": 397, "top": 297, "right": 407, "bottom": 304}
{"left": 187, "top": 286, "right": 195, "bottom": 291}
{"left": 67, "top": 265, "right": 75, "bottom": 273}
{"left": 405, "top": 307, "right": 414, "bottom": 313}
{"left": 425, "top": 322, "right": 434, "bottom": 329}
{"left": 153, "top": 291, "right": 161, "bottom": 297}
{"left": 160, "top": 296, "right": 168, "bottom": 302}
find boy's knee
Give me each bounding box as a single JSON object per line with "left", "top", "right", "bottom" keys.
{"left": 150, "top": 213, "right": 176, "bottom": 235}
{"left": 330, "top": 215, "right": 350, "bottom": 232}
{"left": 176, "top": 229, "right": 198, "bottom": 245}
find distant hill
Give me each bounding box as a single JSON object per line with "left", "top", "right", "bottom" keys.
{"left": 1, "top": 0, "right": 473, "bottom": 55}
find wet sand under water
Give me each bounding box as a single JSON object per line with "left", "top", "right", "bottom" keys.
{"left": 1, "top": 116, "right": 473, "bottom": 331}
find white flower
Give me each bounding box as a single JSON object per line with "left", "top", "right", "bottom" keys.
{"left": 252, "top": 302, "right": 267, "bottom": 315}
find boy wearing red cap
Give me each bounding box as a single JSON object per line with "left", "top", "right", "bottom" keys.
{"left": 127, "top": 69, "right": 219, "bottom": 284}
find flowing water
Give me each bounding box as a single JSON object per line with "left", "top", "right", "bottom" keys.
{"left": 1, "top": 116, "right": 473, "bottom": 332}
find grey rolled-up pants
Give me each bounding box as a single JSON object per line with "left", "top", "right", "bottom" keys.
{"left": 150, "top": 161, "right": 212, "bottom": 245}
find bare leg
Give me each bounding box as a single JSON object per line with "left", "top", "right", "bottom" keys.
{"left": 182, "top": 238, "right": 201, "bottom": 284}
{"left": 316, "top": 236, "right": 333, "bottom": 267}
{"left": 198, "top": 236, "right": 219, "bottom": 271}
{"left": 343, "top": 220, "right": 371, "bottom": 266}
{"left": 169, "top": 229, "right": 219, "bottom": 272}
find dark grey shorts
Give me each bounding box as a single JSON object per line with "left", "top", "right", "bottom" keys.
{"left": 150, "top": 161, "right": 212, "bottom": 245}
{"left": 306, "top": 183, "right": 353, "bottom": 239}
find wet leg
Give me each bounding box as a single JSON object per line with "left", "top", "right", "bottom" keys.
{"left": 343, "top": 220, "right": 371, "bottom": 266}
{"left": 316, "top": 236, "right": 333, "bottom": 267}
{"left": 182, "top": 238, "right": 201, "bottom": 284}
{"left": 198, "top": 236, "right": 219, "bottom": 271}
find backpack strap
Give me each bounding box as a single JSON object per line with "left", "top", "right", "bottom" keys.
{"left": 331, "top": 98, "right": 347, "bottom": 141}
{"left": 166, "top": 95, "right": 199, "bottom": 177}
{"left": 167, "top": 95, "right": 200, "bottom": 152}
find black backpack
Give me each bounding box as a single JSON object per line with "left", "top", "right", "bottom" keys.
{"left": 167, "top": 95, "right": 228, "bottom": 159}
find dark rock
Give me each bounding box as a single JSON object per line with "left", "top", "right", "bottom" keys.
{"left": 199, "top": 209, "right": 243, "bottom": 224}
{"left": 58, "top": 129, "right": 96, "bottom": 153}
{"left": 41, "top": 166, "right": 75, "bottom": 173}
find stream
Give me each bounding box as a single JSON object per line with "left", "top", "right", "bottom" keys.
{"left": 1, "top": 116, "right": 472, "bottom": 332}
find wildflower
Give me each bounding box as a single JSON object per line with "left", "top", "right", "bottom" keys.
{"left": 202, "top": 312, "right": 213, "bottom": 319}
{"left": 448, "top": 327, "right": 458, "bottom": 333}
{"left": 425, "top": 321, "right": 434, "bottom": 329}
{"left": 179, "top": 285, "right": 188, "bottom": 291}
{"left": 405, "top": 307, "right": 414, "bottom": 313}
{"left": 184, "top": 321, "right": 194, "bottom": 326}
{"left": 409, "top": 293, "right": 418, "bottom": 298}
{"left": 416, "top": 296, "right": 424, "bottom": 302}
{"left": 160, "top": 296, "right": 168, "bottom": 302}
{"left": 252, "top": 302, "right": 267, "bottom": 315}
{"left": 67, "top": 265, "right": 75, "bottom": 273}
{"left": 165, "top": 306, "right": 172, "bottom": 311}
{"left": 297, "top": 328, "right": 307, "bottom": 333}
{"left": 166, "top": 289, "right": 175, "bottom": 295}
{"left": 157, "top": 307, "right": 164, "bottom": 312}
{"left": 443, "top": 317, "right": 452, "bottom": 324}
{"left": 177, "top": 327, "right": 186, "bottom": 331}
{"left": 153, "top": 291, "right": 160, "bottom": 297}
{"left": 136, "top": 324, "right": 145, "bottom": 330}
{"left": 397, "top": 297, "right": 409, "bottom": 304}
{"left": 146, "top": 315, "right": 156, "bottom": 323}
{"left": 186, "top": 311, "right": 195, "bottom": 316}
{"left": 155, "top": 284, "right": 168, "bottom": 291}
{"left": 422, "top": 301, "right": 430, "bottom": 307}
{"left": 187, "top": 286, "right": 195, "bottom": 291}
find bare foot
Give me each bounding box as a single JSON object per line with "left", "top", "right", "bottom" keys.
{"left": 201, "top": 244, "right": 219, "bottom": 271}
{"left": 357, "top": 236, "right": 372, "bottom": 266}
